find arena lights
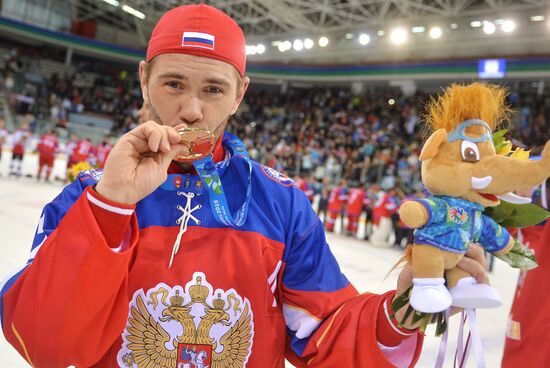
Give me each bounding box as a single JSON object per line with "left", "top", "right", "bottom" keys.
{"left": 377, "top": 30, "right": 385, "bottom": 36}
{"left": 293, "top": 39, "right": 304, "bottom": 51}
{"left": 530, "top": 15, "right": 545, "bottom": 22}
{"left": 277, "top": 40, "right": 291, "bottom": 52}
{"left": 390, "top": 28, "right": 408, "bottom": 45}
{"left": 450, "top": 23, "right": 458, "bottom": 29}
{"left": 411, "top": 26, "right": 425, "bottom": 34}
{"left": 429, "top": 26, "right": 442, "bottom": 39}
{"left": 388, "top": 98, "right": 396, "bottom": 106}
{"left": 122, "top": 4, "right": 145, "bottom": 19}
{"left": 470, "top": 20, "right": 482, "bottom": 28}
{"left": 483, "top": 21, "right": 496, "bottom": 34}
{"left": 345, "top": 33, "right": 353, "bottom": 39}
{"left": 304, "top": 38, "right": 314, "bottom": 49}
{"left": 318, "top": 36, "right": 329, "bottom": 47}
{"left": 102, "top": 0, "right": 119, "bottom": 6}
{"left": 246, "top": 44, "right": 265, "bottom": 55}
{"left": 501, "top": 20, "right": 516, "bottom": 33}
{"left": 358, "top": 33, "right": 370, "bottom": 45}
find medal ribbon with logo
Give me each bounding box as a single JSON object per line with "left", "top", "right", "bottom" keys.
{"left": 175, "top": 128, "right": 252, "bottom": 227}
{"left": 169, "top": 128, "right": 252, "bottom": 267}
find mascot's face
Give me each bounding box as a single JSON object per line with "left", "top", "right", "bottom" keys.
{"left": 420, "top": 124, "right": 550, "bottom": 207}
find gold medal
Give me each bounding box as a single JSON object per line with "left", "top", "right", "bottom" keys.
{"left": 175, "top": 127, "right": 216, "bottom": 162}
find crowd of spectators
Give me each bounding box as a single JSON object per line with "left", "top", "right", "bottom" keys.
{"left": 0, "top": 44, "right": 143, "bottom": 134}
{"left": 1, "top": 44, "right": 549, "bottom": 195}
{"left": 231, "top": 86, "right": 426, "bottom": 191}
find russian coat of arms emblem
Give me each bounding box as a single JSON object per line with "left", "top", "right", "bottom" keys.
{"left": 117, "top": 272, "right": 254, "bottom": 367}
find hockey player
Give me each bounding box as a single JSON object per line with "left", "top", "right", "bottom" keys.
{"left": 370, "top": 186, "right": 399, "bottom": 247}
{"left": 502, "top": 179, "right": 550, "bottom": 368}
{"left": 96, "top": 135, "right": 113, "bottom": 169}
{"left": 325, "top": 178, "right": 349, "bottom": 232}
{"left": 65, "top": 132, "right": 79, "bottom": 171}
{"left": 345, "top": 186, "right": 367, "bottom": 237}
{"left": 0, "top": 118, "right": 7, "bottom": 175}
{"left": 8, "top": 122, "right": 30, "bottom": 177}
{"left": 36, "top": 129, "right": 59, "bottom": 182}
{"left": 71, "top": 137, "right": 94, "bottom": 165}
{"left": 1, "top": 4, "right": 489, "bottom": 367}
{"left": 294, "top": 174, "right": 314, "bottom": 203}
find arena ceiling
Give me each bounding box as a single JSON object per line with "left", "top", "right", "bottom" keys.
{"left": 63, "top": 0, "right": 550, "bottom": 63}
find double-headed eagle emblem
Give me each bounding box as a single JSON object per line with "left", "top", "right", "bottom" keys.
{"left": 118, "top": 273, "right": 254, "bottom": 367}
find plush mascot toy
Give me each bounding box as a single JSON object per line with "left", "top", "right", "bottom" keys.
{"left": 399, "top": 83, "right": 550, "bottom": 314}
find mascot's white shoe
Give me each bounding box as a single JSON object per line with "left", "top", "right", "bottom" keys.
{"left": 410, "top": 278, "right": 452, "bottom": 313}
{"left": 450, "top": 277, "right": 502, "bottom": 309}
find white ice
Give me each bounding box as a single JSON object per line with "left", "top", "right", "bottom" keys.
{"left": 0, "top": 152, "right": 517, "bottom": 367}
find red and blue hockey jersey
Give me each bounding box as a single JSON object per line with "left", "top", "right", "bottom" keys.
{"left": 1, "top": 134, "right": 423, "bottom": 367}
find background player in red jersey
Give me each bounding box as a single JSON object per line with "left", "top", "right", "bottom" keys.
{"left": 345, "top": 185, "right": 367, "bottom": 237}
{"left": 294, "top": 174, "right": 314, "bottom": 203}
{"left": 65, "top": 132, "right": 79, "bottom": 171}
{"left": 502, "top": 178, "right": 550, "bottom": 368}
{"left": 71, "top": 137, "right": 94, "bottom": 165}
{"left": 370, "top": 186, "right": 399, "bottom": 247}
{"left": 36, "top": 129, "right": 59, "bottom": 182}
{"left": 326, "top": 178, "right": 349, "bottom": 232}
{"left": 96, "top": 135, "right": 113, "bottom": 169}
{"left": 8, "top": 122, "right": 30, "bottom": 178}
{"left": 0, "top": 118, "right": 8, "bottom": 175}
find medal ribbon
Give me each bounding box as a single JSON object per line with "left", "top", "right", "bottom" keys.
{"left": 192, "top": 132, "right": 252, "bottom": 227}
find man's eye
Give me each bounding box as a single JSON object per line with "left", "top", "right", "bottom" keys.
{"left": 167, "top": 81, "right": 181, "bottom": 89}
{"left": 206, "top": 86, "right": 222, "bottom": 94}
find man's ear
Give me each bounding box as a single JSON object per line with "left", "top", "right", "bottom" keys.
{"left": 231, "top": 76, "right": 250, "bottom": 115}
{"left": 419, "top": 128, "right": 447, "bottom": 161}
{"left": 139, "top": 61, "right": 150, "bottom": 105}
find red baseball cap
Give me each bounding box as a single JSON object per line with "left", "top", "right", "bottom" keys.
{"left": 146, "top": 4, "right": 246, "bottom": 76}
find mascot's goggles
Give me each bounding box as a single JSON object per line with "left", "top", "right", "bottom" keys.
{"left": 447, "top": 119, "right": 492, "bottom": 143}
{"left": 175, "top": 127, "right": 216, "bottom": 162}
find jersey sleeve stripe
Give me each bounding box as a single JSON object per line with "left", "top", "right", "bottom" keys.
{"left": 86, "top": 191, "right": 134, "bottom": 215}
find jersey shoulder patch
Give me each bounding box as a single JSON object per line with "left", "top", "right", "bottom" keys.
{"left": 78, "top": 169, "right": 104, "bottom": 183}
{"left": 260, "top": 165, "right": 293, "bottom": 187}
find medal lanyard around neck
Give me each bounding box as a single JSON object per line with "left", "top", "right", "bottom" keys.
{"left": 192, "top": 132, "right": 252, "bottom": 227}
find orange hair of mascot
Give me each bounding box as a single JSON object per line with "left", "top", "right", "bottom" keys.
{"left": 425, "top": 82, "right": 510, "bottom": 134}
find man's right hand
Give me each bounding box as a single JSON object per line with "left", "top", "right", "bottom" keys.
{"left": 95, "top": 121, "right": 189, "bottom": 205}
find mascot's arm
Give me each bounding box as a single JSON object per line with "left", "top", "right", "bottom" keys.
{"left": 399, "top": 197, "right": 448, "bottom": 229}
{"left": 1, "top": 175, "right": 137, "bottom": 367}
{"left": 479, "top": 214, "right": 514, "bottom": 254}
{"left": 399, "top": 201, "right": 429, "bottom": 228}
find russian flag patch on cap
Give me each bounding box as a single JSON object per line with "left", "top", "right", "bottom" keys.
{"left": 182, "top": 31, "right": 215, "bottom": 50}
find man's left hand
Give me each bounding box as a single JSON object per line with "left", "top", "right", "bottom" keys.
{"left": 392, "top": 244, "right": 490, "bottom": 330}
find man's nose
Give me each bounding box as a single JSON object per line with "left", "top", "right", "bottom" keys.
{"left": 178, "top": 95, "right": 203, "bottom": 125}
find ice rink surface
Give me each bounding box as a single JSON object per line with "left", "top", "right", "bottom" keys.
{"left": 0, "top": 153, "right": 517, "bottom": 367}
